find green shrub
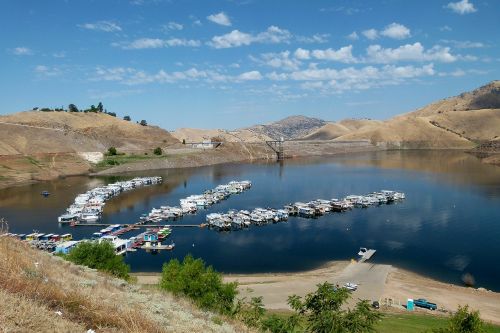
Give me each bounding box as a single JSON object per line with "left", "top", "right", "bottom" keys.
{"left": 65, "top": 241, "right": 130, "bottom": 280}
{"left": 432, "top": 305, "right": 485, "bottom": 333}
{"left": 159, "top": 255, "right": 238, "bottom": 315}
{"left": 107, "top": 147, "right": 117, "bottom": 156}
{"left": 153, "top": 147, "right": 162, "bottom": 155}
{"left": 288, "top": 282, "right": 381, "bottom": 333}
{"left": 261, "top": 314, "right": 300, "bottom": 333}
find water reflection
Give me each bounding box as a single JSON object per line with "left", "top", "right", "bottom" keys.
{"left": 0, "top": 150, "right": 499, "bottom": 291}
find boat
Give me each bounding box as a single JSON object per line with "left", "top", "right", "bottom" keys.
{"left": 41, "top": 191, "right": 50, "bottom": 197}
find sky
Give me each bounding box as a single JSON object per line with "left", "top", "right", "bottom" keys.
{"left": 0, "top": 0, "right": 499, "bottom": 130}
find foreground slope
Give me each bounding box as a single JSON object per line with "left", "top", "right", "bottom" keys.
{"left": 0, "top": 236, "right": 247, "bottom": 333}
{"left": 335, "top": 81, "right": 500, "bottom": 148}
{"left": 0, "top": 111, "right": 178, "bottom": 155}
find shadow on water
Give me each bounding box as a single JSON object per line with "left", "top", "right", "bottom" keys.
{"left": 1, "top": 150, "right": 499, "bottom": 290}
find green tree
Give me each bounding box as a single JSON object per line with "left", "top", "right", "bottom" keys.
{"left": 140, "top": 119, "right": 147, "bottom": 126}
{"left": 261, "top": 314, "right": 299, "bottom": 333}
{"left": 159, "top": 255, "right": 238, "bottom": 315}
{"left": 107, "top": 147, "right": 117, "bottom": 156}
{"left": 153, "top": 147, "right": 162, "bottom": 155}
{"left": 65, "top": 241, "right": 130, "bottom": 279}
{"left": 432, "top": 305, "right": 485, "bottom": 333}
{"left": 68, "top": 104, "right": 79, "bottom": 112}
{"left": 123, "top": 115, "right": 131, "bottom": 121}
{"left": 288, "top": 282, "right": 381, "bottom": 333}
{"left": 97, "top": 102, "right": 104, "bottom": 113}
{"left": 89, "top": 105, "right": 97, "bottom": 113}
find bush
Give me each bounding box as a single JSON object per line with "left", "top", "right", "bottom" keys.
{"left": 261, "top": 314, "right": 299, "bottom": 333}
{"left": 159, "top": 255, "right": 238, "bottom": 315}
{"left": 65, "top": 241, "right": 130, "bottom": 280}
{"left": 107, "top": 147, "right": 117, "bottom": 156}
{"left": 432, "top": 305, "right": 485, "bottom": 333}
{"left": 140, "top": 120, "right": 147, "bottom": 126}
{"left": 288, "top": 282, "right": 381, "bottom": 333}
{"left": 123, "top": 115, "right": 131, "bottom": 121}
{"left": 153, "top": 147, "right": 162, "bottom": 155}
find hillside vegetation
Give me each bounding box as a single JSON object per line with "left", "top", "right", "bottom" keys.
{"left": 0, "top": 236, "right": 247, "bottom": 333}
{"left": 0, "top": 111, "right": 178, "bottom": 155}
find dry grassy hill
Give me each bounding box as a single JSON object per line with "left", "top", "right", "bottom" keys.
{"left": 302, "top": 119, "right": 382, "bottom": 140}
{"left": 171, "top": 128, "right": 272, "bottom": 143}
{"left": 334, "top": 81, "right": 500, "bottom": 148}
{"left": 0, "top": 111, "right": 178, "bottom": 155}
{"left": 0, "top": 236, "right": 248, "bottom": 333}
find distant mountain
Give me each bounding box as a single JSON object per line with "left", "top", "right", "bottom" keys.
{"left": 245, "top": 115, "right": 328, "bottom": 140}
{"left": 0, "top": 111, "right": 178, "bottom": 155}
{"left": 334, "top": 81, "right": 500, "bottom": 148}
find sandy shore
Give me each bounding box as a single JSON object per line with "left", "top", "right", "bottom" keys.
{"left": 133, "top": 261, "right": 500, "bottom": 325}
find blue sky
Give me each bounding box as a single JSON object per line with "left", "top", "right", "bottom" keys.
{"left": 1, "top": 0, "right": 498, "bottom": 130}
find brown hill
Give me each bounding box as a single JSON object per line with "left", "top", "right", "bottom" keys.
{"left": 171, "top": 128, "right": 272, "bottom": 143}
{"left": 334, "top": 81, "right": 500, "bottom": 148}
{"left": 302, "top": 119, "right": 382, "bottom": 140}
{"left": 0, "top": 111, "right": 178, "bottom": 155}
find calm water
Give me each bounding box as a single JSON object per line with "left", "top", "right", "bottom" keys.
{"left": 1, "top": 151, "right": 500, "bottom": 290}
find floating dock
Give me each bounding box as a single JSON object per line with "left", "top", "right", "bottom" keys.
{"left": 358, "top": 249, "right": 376, "bottom": 263}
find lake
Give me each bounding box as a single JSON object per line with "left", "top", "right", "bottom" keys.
{"left": 1, "top": 150, "right": 500, "bottom": 291}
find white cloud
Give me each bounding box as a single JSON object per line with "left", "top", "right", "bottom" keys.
{"left": 52, "top": 51, "right": 66, "bottom": 58}
{"left": 347, "top": 31, "right": 359, "bottom": 40}
{"left": 165, "top": 21, "right": 183, "bottom": 31}
{"left": 362, "top": 29, "right": 378, "bottom": 40}
{"left": 285, "top": 64, "right": 435, "bottom": 93}
{"left": 380, "top": 23, "right": 411, "bottom": 39}
{"left": 113, "top": 38, "right": 201, "bottom": 49}
{"left": 446, "top": 0, "right": 477, "bottom": 14}
{"left": 208, "top": 26, "right": 291, "bottom": 48}
{"left": 440, "top": 25, "right": 453, "bottom": 32}
{"left": 365, "top": 43, "right": 457, "bottom": 63}
{"left": 238, "top": 71, "right": 262, "bottom": 81}
{"left": 441, "top": 39, "right": 485, "bottom": 48}
{"left": 92, "top": 66, "right": 263, "bottom": 85}
{"left": 207, "top": 12, "right": 232, "bottom": 26}
{"left": 34, "top": 65, "right": 62, "bottom": 77}
{"left": 11, "top": 47, "right": 33, "bottom": 55}
{"left": 294, "top": 48, "right": 310, "bottom": 60}
{"left": 311, "top": 45, "right": 356, "bottom": 63}
{"left": 296, "top": 34, "right": 329, "bottom": 43}
{"left": 78, "top": 21, "right": 122, "bottom": 32}
{"left": 255, "top": 51, "right": 302, "bottom": 71}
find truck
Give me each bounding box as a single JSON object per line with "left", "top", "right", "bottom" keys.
{"left": 413, "top": 298, "right": 437, "bottom": 310}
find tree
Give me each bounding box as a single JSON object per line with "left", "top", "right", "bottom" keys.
{"left": 153, "top": 147, "right": 162, "bottom": 155}
{"left": 432, "top": 305, "right": 485, "bottom": 333}
{"left": 159, "top": 255, "right": 238, "bottom": 315}
{"left": 89, "top": 105, "right": 97, "bottom": 113}
{"left": 97, "top": 102, "right": 104, "bottom": 113}
{"left": 107, "top": 147, "right": 117, "bottom": 156}
{"left": 182, "top": 139, "right": 186, "bottom": 145}
{"left": 288, "top": 282, "right": 381, "bottom": 333}
{"left": 65, "top": 241, "right": 130, "bottom": 279}
{"left": 68, "top": 104, "right": 79, "bottom": 112}
{"left": 140, "top": 119, "right": 147, "bottom": 126}
{"left": 123, "top": 115, "right": 131, "bottom": 121}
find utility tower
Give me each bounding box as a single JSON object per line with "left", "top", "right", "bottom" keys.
{"left": 266, "top": 137, "right": 285, "bottom": 161}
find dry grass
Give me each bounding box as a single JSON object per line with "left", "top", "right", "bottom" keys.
{"left": 0, "top": 237, "right": 247, "bottom": 332}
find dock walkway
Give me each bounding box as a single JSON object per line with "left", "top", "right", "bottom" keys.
{"left": 359, "top": 249, "right": 376, "bottom": 263}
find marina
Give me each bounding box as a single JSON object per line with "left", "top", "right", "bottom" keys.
{"left": 2, "top": 151, "right": 500, "bottom": 290}
{"left": 58, "top": 176, "right": 163, "bottom": 224}
{"left": 205, "top": 190, "right": 405, "bottom": 231}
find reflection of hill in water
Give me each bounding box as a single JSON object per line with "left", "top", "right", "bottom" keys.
{"left": 333, "top": 150, "right": 500, "bottom": 190}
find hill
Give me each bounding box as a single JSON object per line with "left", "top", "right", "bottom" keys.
{"left": 245, "top": 115, "right": 327, "bottom": 140}
{"left": 0, "top": 236, "right": 248, "bottom": 333}
{"left": 334, "top": 81, "right": 500, "bottom": 148}
{"left": 171, "top": 128, "right": 272, "bottom": 143}
{"left": 0, "top": 111, "right": 178, "bottom": 155}
{"left": 302, "top": 119, "right": 382, "bottom": 140}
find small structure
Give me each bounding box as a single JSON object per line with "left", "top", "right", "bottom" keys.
{"left": 143, "top": 232, "right": 158, "bottom": 246}
{"left": 189, "top": 140, "right": 222, "bottom": 149}
{"left": 407, "top": 298, "right": 414, "bottom": 311}
{"left": 266, "top": 137, "right": 285, "bottom": 161}
{"left": 100, "top": 235, "right": 131, "bottom": 255}
{"left": 55, "top": 240, "right": 79, "bottom": 254}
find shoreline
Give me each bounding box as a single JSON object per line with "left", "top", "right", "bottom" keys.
{"left": 132, "top": 260, "right": 500, "bottom": 325}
